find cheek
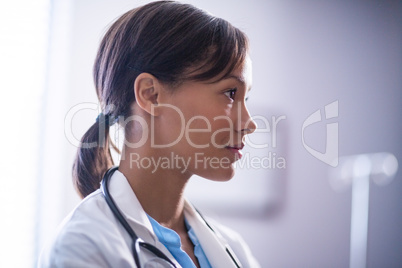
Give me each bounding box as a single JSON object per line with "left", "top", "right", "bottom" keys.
{"left": 186, "top": 117, "right": 211, "bottom": 146}
{"left": 210, "top": 117, "right": 233, "bottom": 146}
{"left": 186, "top": 107, "right": 233, "bottom": 148}
{"left": 154, "top": 107, "right": 186, "bottom": 147}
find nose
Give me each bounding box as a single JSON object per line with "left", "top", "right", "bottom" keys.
{"left": 237, "top": 102, "right": 257, "bottom": 135}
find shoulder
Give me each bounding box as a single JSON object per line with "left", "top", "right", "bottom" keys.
{"left": 38, "top": 190, "right": 133, "bottom": 268}
{"left": 210, "top": 220, "right": 261, "bottom": 268}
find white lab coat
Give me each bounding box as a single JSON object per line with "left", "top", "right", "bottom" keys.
{"left": 38, "top": 170, "right": 260, "bottom": 268}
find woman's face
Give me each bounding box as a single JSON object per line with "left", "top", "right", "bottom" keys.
{"left": 155, "top": 56, "right": 257, "bottom": 181}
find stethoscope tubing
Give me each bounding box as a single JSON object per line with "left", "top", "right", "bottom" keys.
{"left": 101, "top": 166, "right": 176, "bottom": 267}
{"left": 101, "top": 166, "right": 241, "bottom": 268}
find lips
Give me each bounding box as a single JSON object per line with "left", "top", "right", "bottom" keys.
{"left": 227, "top": 144, "right": 244, "bottom": 150}
{"left": 225, "top": 143, "right": 244, "bottom": 159}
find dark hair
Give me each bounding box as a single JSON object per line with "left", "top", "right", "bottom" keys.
{"left": 72, "top": 0, "right": 249, "bottom": 198}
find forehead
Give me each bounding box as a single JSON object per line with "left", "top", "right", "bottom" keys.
{"left": 242, "top": 55, "right": 252, "bottom": 87}
{"left": 172, "top": 55, "right": 252, "bottom": 91}
{"left": 220, "top": 55, "right": 252, "bottom": 88}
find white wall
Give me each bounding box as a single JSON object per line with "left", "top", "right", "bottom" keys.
{"left": 47, "top": 0, "right": 402, "bottom": 266}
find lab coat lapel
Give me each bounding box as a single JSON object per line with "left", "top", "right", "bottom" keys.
{"left": 108, "top": 170, "right": 155, "bottom": 239}
{"left": 107, "top": 170, "right": 182, "bottom": 267}
{"left": 184, "top": 200, "right": 239, "bottom": 268}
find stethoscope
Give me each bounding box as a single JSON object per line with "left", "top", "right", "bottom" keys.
{"left": 100, "top": 166, "right": 242, "bottom": 268}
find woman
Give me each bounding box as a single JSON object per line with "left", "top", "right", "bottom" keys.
{"left": 39, "top": 1, "right": 259, "bottom": 267}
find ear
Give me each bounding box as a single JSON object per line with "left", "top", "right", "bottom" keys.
{"left": 134, "top": 73, "right": 161, "bottom": 116}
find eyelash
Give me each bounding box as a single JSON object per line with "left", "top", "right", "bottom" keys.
{"left": 224, "top": 88, "right": 237, "bottom": 100}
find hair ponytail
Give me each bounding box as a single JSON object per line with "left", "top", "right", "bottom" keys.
{"left": 72, "top": 115, "right": 118, "bottom": 198}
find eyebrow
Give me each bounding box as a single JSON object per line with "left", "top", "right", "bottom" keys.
{"left": 224, "top": 75, "right": 252, "bottom": 93}
{"left": 209, "top": 74, "right": 252, "bottom": 92}
{"left": 224, "top": 75, "right": 245, "bottom": 84}
{"left": 209, "top": 74, "right": 244, "bottom": 84}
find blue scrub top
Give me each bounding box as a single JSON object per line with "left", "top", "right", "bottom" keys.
{"left": 147, "top": 215, "right": 212, "bottom": 268}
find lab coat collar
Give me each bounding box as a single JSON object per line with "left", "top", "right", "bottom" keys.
{"left": 108, "top": 170, "right": 182, "bottom": 267}
{"left": 108, "top": 170, "right": 239, "bottom": 268}
{"left": 184, "top": 201, "right": 240, "bottom": 268}
{"left": 108, "top": 169, "right": 155, "bottom": 241}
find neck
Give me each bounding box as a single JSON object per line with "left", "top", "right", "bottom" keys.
{"left": 119, "top": 145, "right": 191, "bottom": 231}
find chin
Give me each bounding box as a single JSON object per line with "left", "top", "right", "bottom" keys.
{"left": 197, "top": 165, "right": 236, "bottom": 182}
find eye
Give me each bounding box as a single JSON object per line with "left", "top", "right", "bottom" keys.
{"left": 224, "top": 88, "right": 237, "bottom": 100}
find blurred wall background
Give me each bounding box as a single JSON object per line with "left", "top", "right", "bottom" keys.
{"left": 35, "top": 0, "right": 402, "bottom": 267}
